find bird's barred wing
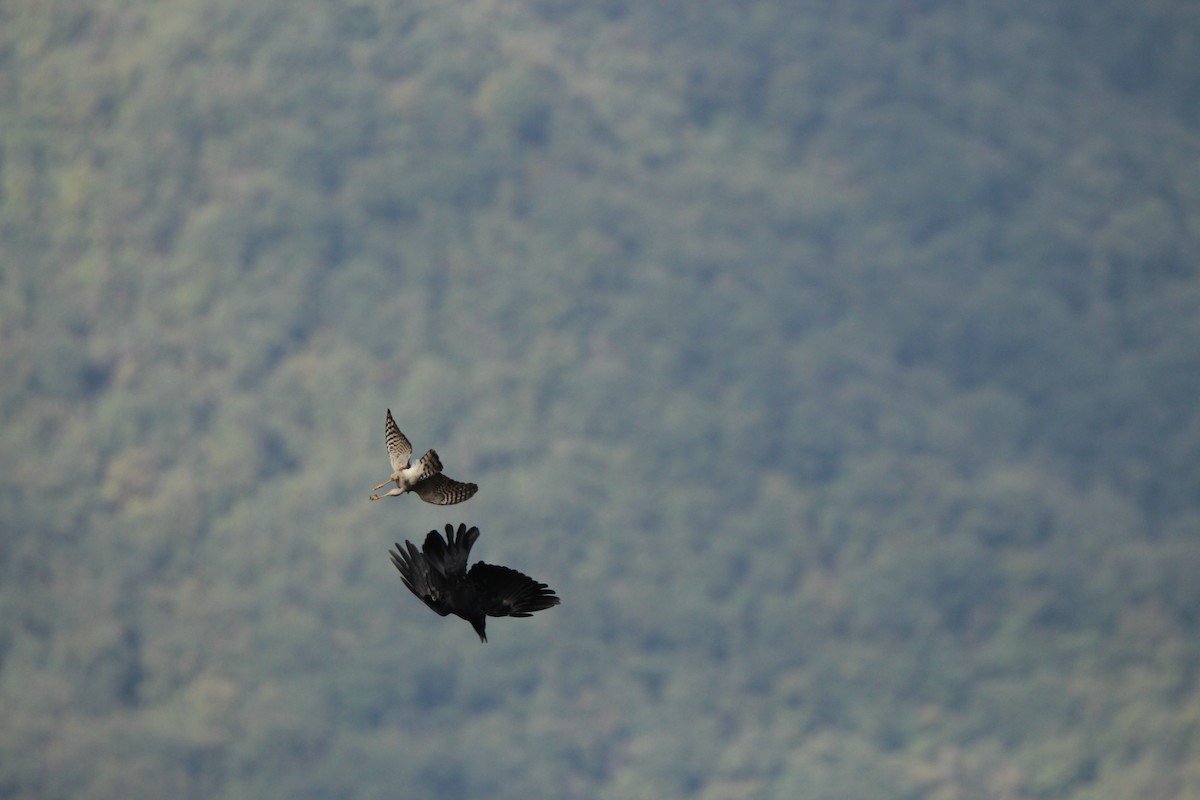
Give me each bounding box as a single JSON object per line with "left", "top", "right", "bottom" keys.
{"left": 468, "top": 562, "right": 560, "bottom": 618}
{"left": 384, "top": 409, "right": 413, "bottom": 472}
{"left": 389, "top": 541, "right": 450, "bottom": 616}
{"left": 413, "top": 473, "right": 478, "bottom": 505}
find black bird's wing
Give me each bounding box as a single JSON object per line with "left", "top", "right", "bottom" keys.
{"left": 467, "top": 562, "right": 561, "bottom": 618}
{"left": 389, "top": 540, "right": 452, "bottom": 616}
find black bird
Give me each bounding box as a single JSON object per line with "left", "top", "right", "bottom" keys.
{"left": 390, "top": 523, "right": 560, "bottom": 642}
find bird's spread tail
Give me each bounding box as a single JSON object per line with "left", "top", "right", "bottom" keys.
{"left": 415, "top": 449, "right": 442, "bottom": 481}
{"left": 423, "top": 523, "right": 479, "bottom": 579}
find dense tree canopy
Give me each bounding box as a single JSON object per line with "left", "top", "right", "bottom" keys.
{"left": 2, "top": 0, "right": 1199, "bottom": 798}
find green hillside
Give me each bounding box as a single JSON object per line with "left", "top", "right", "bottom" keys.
{"left": 2, "top": 0, "right": 1199, "bottom": 798}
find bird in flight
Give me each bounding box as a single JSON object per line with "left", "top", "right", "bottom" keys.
{"left": 369, "top": 409, "right": 478, "bottom": 504}
{"left": 389, "top": 523, "right": 560, "bottom": 642}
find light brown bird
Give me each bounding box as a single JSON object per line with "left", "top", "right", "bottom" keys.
{"left": 369, "top": 409, "right": 478, "bottom": 504}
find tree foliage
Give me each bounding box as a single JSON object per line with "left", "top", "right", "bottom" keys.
{"left": 2, "top": 0, "right": 1199, "bottom": 798}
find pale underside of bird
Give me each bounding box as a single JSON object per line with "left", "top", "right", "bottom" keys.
{"left": 369, "top": 409, "right": 478, "bottom": 504}
{"left": 389, "top": 523, "right": 560, "bottom": 642}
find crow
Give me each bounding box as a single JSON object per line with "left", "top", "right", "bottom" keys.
{"left": 389, "top": 523, "right": 560, "bottom": 642}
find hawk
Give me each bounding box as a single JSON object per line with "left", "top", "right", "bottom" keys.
{"left": 369, "top": 409, "right": 478, "bottom": 504}
{"left": 389, "top": 523, "right": 560, "bottom": 642}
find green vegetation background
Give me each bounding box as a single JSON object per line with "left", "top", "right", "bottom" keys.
{"left": 2, "top": 0, "right": 1199, "bottom": 797}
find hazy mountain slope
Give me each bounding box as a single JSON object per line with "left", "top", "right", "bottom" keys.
{"left": 1, "top": 1, "right": 1198, "bottom": 798}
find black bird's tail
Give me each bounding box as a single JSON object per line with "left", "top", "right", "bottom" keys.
{"left": 422, "top": 523, "right": 479, "bottom": 579}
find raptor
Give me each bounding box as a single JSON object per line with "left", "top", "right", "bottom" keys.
{"left": 369, "top": 409, "right": 478, "bottom": 504}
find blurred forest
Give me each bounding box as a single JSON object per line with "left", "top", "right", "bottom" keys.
{"left": 2, "top": 0, "right": 1200, "bottom": 797}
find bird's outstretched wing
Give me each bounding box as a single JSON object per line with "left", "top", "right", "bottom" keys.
{"left": 384, "top": 409, "right": 413, "bottom": 472}
{"left": 414, "top": 473, "right": 479, "bottom": 506}
{"left": 468, "top": 563, "right": 561, "bottom": 618}
{"left": 389, "top": 541, "right": 450, "bottom": 616}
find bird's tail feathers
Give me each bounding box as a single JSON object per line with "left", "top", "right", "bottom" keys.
{"left": 423, "top": 523, "right": 478, "bottom": 578}
{"left": 415, "top": 449, "right": 443, "bottom": 480}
